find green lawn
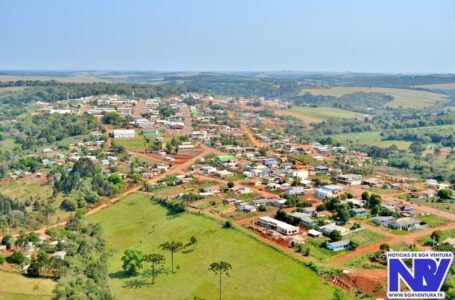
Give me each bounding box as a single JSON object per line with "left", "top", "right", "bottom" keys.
{"left": 288, "top": 106, "right": 362, "bottom": 121}
{"left": 329, "top": 131, "right": 411, "bottom": 150}
{"left": 302, "top": 87, "right": 448, "bottom": 108}
{"left": 89, "top": 193, "right": 339, "bottom": 300}
{"left": 416, "top": 214, "right": 450, "bottom": 228}
{"left": 347, "top": 229, "right": 386, "bottom": 247}
{"left": 0, "top": 271, "right": 55, "bottom": 300}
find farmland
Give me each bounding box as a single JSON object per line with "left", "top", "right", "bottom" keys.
{"left": 278, "top": 106, "right": 362, "bottom": 123}
{"left": 0, "top": 271, "right": 55, "bottom": 300}
{"left": 89, "top": 193, "right": 338, "bottom": 300}
{"left": 301, "top": 87, "right": 449, "bottom": 108}
{"left": 328, "top": 131, "right": 411, "bottom": 150}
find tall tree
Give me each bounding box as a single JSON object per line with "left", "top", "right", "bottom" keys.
{"left": 121, "top": 248, "right": 143, "bottom": 276}
{"left": 143, "top": 253, "right": 165, "bottom": 284}
{"left": 209, "top": 261, "right": 232, "bottom": 300}
{"left": 159, "top": 241, "right": 183, "bottom": 273}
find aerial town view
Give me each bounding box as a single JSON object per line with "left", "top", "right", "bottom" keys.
{"left": 1, "top": 1, "right": 455, "bottom": 300}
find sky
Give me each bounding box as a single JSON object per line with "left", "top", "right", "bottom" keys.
{"left": 1, "top": 0, "right": 455, "bottom": 73}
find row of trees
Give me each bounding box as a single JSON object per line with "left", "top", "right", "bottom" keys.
{"left": 121, "top": 237, "right": 232, "bottom": 300}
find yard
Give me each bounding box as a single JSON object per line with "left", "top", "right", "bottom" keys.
{"left": 0, "top": 270, "right": 55, "bottom": 300}
{"left": 347, "top": 229, "right": 386, "bottom": 247}
{"left": 415, "top": 214, "right": 450, "bottom": 228}
{"left": 89, "top": 193, "right": 340, "bottom": 300}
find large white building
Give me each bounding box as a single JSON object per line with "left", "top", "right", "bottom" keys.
{"left": 112, "top": 129, "right": 136, "bottom": 139}
{"left": 256, "top": 216, "right": 299, "bottom": 235}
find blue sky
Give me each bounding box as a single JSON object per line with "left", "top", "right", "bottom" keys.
{"left": 1, "top": 0, "right": 455, "bottom": 73}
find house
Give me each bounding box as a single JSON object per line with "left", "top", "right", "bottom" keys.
{"left": 409, "top": 190, "right": 435, "bottom": 199}
{"left": 425, "top": 179, "right": 450, "bottom": 190}
{"left": 216, "top": 170, "right": 234, "bottom": 178}
{"left": 362, "top": 178, "right": 384, "bottom": 187}
{"left": 285, "top": 186, "right": 305, "bottom": 196}
{"left": 256, "top": 216, "right": 299, "bottom": 235}
{"left": 372, "top": 216, "right": 423, "bottom": 231}
{"left": 233, "top": 186, "right": 252, "bottom": 194}
{"left": 320, "top": 223, "right": 350, "bottom": 236}
{"left": 52, "top": 250, "right": 67, "bottom": 260}
{"left": 390, "top": 217, "right": 423, "bottom": 231}
{"left": 307, "top": 229, "right": 322, "bottom": 238}
{"left": 289, "top": 212, "right": 315, "bottom": 228}
{"left": 112, "top": 129, "right": 135, "bottom": 139}
{"left": 350, "top": 208, "right": 368, "bottom": 217}
{"left": 326, "top": 240, "right": 351, "bottom": 251}
{"left": 237, "top": 203, "right": 257, "bottom": 213}
{"left": 178, "top": 143, "right": 195, "bottom": 152}
{"left": 200, "top": 186, "right": 221, "bottom": 196}
{"left": 336, "top": 174, "right": 362, "bottom": 185}
{"left": 314, "top": 185, "right": 343, "bottom": 200}
{"left": 314, "top": 166, "right": 329, "bottom": 174}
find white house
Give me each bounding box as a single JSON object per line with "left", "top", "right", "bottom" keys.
{"left": 112, "top": 129, "right": 135, "bottom": 139}
{"left": 256, "top": 216, "right": 299, "bottom": 235}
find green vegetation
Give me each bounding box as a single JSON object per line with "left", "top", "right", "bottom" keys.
{"left": 0, "top": 271, "right": 55, "bottom": 300}
{"left": 301, "top": 87, "right": 448, "bottom": 108}
{"left": 89, "top": 193, "right": 339, "bottom": 300}
{"left": 329, "top": 131, "right": 411, "bottom": 150}
{"left": 347, "top": 229, "right": 386, "bottom": 247}
{"left": 288, "top": 106, "right": 362, "bottom": 121}
{"left": 416, "top": 214, "right": 450, "bottom": 228}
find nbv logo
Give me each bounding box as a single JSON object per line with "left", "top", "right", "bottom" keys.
{"left": 387, "top": 251, "right": 453, "bottom": 299}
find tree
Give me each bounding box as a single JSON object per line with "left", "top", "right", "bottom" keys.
{"left": 143, "top": 253, "right": 165, "bottom": 284}
{"left": 332, "top": 288, "right": 345, "bottom": 300}
{"left": 121, "top": 248, "right": 143, "bottom": 276}
{"left": 159, "top": 241, "right": 183, "bottom": 273}
{"left": 431, "top": 230, "right": 442, "bottom": 246}
{"left": 350, "top": 240, "right": 359, "bottom": 250}
{"left": 361, "top": 191, "right": 370, "bottom": 201}
{"left": 379, "top": 243, "right": 390, "bottom": 252}
{"left": 329, "top": 230, "right": 342, "bottom": 242}
{"left": 438, "top": 189, "right": 453, "bottom": 200}
{"left": 227, "top": 181, "right": 234, "bottom": 189}
{"left": 371, "top": 205, "right": 380, "bottom": 216}
{"left": 8, "top": 250, "right": 27, "bottom": 265}
{"left": 209, "top": 261, "right": 232, "bottom": 300}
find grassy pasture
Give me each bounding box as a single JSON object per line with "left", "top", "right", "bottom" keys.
{"left": 301, "top": 87, "right": 448, "bottom": 108}
{"left": 287, "top": 106, "right": 362, "bottom": 122}
{"left": 329, "top": 131, "right": 411, "bottom": 150}
{"left": 0, "top": 271, "right": 55, "bottom": 300}
{"left": 89, "top": 193, "right": 339, "bottom": 300}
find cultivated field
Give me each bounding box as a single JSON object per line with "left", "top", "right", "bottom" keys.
{"left": 329, "top": 131, "right": 411, "bottom": 150}
{"left": 301, "top": 87, "right": 448, "bottom": 108}
{"left": 0, "top": 75, "right": 108, "bottom": 83}
{"left": 415, "top": 83, "right": 455, "bottom": 90}
{"left": 0, "top": 271, "right": 55, "bottom": 300}
{"left": 276, "top": 106, "right": 362, "bottom": 123}
{"left": 89, "top": 193, "right": 338, "bottom": 300}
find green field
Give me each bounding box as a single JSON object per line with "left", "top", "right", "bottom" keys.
{"left": 0, "top": 271, "right": 55, "bottom": 300}
{"left": 302, "top": 87, "right": 448, "bottom": 108}
{"left": 329, "top": 131, "right": 411, "bottom": 150}
{"left": 288, "top": 106, "right": 362, "bottom": 121}
{"left": 89, "top": 193, "right": 339, "bottom": 300}
{"left": 347, "top": 229, "right": 386, "bottom": 247}
{"left": 112, "top": 133, "right": 148, "bottom": 151}
{"left": 416, "top": 214, "right": 450, "bottom": 228}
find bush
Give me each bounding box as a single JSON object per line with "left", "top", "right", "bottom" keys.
{"left": 8, "top": 250, "right": 27, "bottom": 265}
